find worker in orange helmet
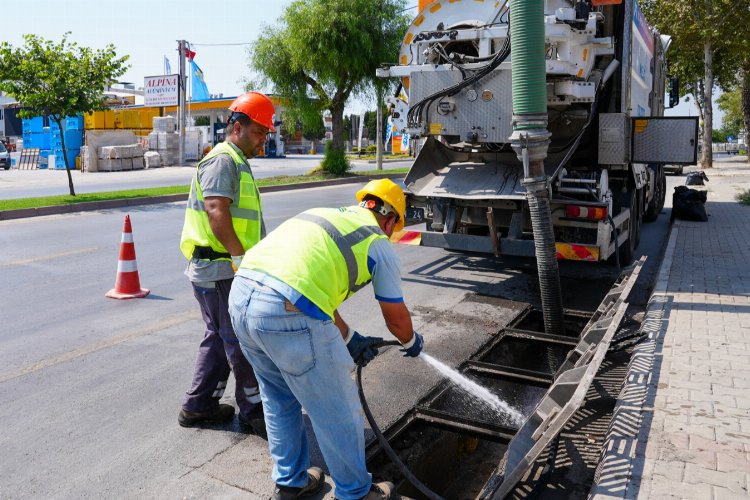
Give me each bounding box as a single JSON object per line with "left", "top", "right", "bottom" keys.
{"left": 178, "top": 92, "right": 275, "bottom": 434}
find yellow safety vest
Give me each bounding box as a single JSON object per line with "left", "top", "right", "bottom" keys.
{"left": 180, "top": 141, "right": 262, "bottom": 260}
{"left": 240, "top": 206, "right": 388, "bottom": 319}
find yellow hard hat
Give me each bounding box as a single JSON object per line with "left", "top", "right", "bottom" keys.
{"left": 356, "top": 178, "right": 406, "bottom": 232}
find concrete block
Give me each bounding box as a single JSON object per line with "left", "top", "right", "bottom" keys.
{"left": 144, "top": 151, "right": 161, "bottom": 168}
{"left": 98, "top": 158, "right": 122, "bottom": 172}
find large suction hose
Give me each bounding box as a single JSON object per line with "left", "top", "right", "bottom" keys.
{"left": 509, "top": 0, "right": 565, "bottom": 336}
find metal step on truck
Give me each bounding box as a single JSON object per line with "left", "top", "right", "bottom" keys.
{"left": 378, "top": 0, "right": 698, "bottom": 266}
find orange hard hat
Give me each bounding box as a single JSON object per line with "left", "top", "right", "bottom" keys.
{"left": 228, "top": 92, "right": 276, "bottom": 132}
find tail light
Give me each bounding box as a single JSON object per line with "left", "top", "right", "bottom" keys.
{"left": 565, "top": 205, "right": 608, "bottom": 221}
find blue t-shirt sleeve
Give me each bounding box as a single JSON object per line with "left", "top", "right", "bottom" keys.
{"left": 367, "top": 238, "right": 404, "bottom": 303}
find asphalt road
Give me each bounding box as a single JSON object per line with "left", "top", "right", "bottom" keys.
{"left": 0, "top": 155, "right": 412, "bottom": 200}
{"left": 0, "top": 175, "right": 680, "bottom": 498}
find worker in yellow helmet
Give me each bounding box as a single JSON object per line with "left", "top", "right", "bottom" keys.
{"left": 177, "top": 92, "right": 275, "bottom": 433}
{"left": 229, "top": 179, "right": 423, "bottom": 500}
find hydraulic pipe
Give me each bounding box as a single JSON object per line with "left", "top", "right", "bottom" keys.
{"left": 509, "top": 0, "right": 564, "bottom": 336}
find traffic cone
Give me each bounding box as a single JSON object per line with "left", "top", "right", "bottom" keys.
{"left": 106, "top": 214, "right": 150, "bottom": 299}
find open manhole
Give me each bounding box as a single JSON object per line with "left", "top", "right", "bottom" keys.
{"left": 365, "top": 260, "right": 642, "bottom": 499}
{"left": 366, "top": 308, "right": 592, "bottom": 499}
{"left": 367, "top": 421, "right": 508, "bottom": 499}
{"left": 509, "top": 309, "right": 591, "bottom": 338}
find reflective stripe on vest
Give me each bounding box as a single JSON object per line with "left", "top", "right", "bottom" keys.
{"left": 293, "top": 212, "right": 383, "bottom": 294}
{"left": 240, "top": 206, "right": 388, "bottom": 319}
{"left": 179, "top": 142, "right": 262, "bottom": 260}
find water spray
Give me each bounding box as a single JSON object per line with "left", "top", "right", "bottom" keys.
{"left": 356, "top": 341, "right": 525, "bottom": 499}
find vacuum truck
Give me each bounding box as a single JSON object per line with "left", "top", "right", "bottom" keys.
{"left": 379, "top": 0, "right": 697, "bottom": 267}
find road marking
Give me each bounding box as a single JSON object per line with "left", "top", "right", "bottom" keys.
{"left": 0, "top": 311, "right": 200, "bottom": 384}
{"left": 0, "top": 246, "right": 101, "bottom": 266}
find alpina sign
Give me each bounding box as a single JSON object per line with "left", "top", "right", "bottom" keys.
{"left": 144, "top": 75, "right": 179, "bottom": 106}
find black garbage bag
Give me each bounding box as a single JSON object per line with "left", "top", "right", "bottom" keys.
{"left": 685, "top": 171, "right": 709, "bottom": 186}
{"left": 671, "top": 185, "right": 708, "bottom": 222}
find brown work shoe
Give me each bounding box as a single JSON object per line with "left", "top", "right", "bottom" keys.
{"left": 270, "top": 467, "right": 325, "bottom": 499}
{"left": 360, "top": 481, "right": 396, "bottom": 500}
{"left": 178, "top": 404, "right": 235, "bottom": 427}
{"left": 238, "top": 406, "right": 267, "bottom": 439}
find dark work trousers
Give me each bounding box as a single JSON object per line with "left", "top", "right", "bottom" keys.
{"left": 182, "top": 278, "right": 261, "bottom": 418}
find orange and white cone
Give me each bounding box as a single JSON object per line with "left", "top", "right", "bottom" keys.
{"left": 105, "top": 214, "right": 150, "bottom": 299}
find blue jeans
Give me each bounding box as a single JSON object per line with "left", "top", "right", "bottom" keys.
{"left": 229, "top": 276, "right": 372, "bottom": 499}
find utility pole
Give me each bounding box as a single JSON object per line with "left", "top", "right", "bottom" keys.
{"left": 177, "top": 40, "right": 187, "bottom": 165}
{"left": 376, "top": 85, "right": 383, "bottom": 170}
{"left": 375, "top": 2, "right": 384, "bottom": 170}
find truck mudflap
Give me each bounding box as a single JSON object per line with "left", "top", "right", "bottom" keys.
{"left": 405, "top": 137, "right": 570, "bottom": 200}
{"left": 554, "top": 243, "right": 599, "bottom": 261}
{"left": 390, "top": 230, "right": 603, "bottom": 262}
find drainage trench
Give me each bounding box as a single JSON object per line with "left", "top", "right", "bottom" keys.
{"left": 365, "top": 259, "right": 643, "bottom": 499}
{"left": 365, "top": 307, "right": 590, "bottom": 499}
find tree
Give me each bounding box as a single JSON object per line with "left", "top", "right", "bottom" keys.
{"left": 364, "top": 108, "right": 388, "bottom": 142}
{"left": 642, "top": 0, "right": 746, "bottom": 168}
{"left": 0, "top": 34, "right": 129, "bottom": 195}
{"left": 250, "top": 0, "right": 410, "bottom": 172}
{"left": 194, "top": 115, "right": 211, "bottom": 126}
{"left": 717, "top": 88, "right": 744, "bottom": 138}
{"left": 720, "top": 3, "right": 750, "bottom": 162}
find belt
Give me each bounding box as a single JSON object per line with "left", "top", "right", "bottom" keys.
{"left": 192, "top": 246, "right": 231, "bottom": 261}
{"left": 284, "top": 300, "right": 300, "bottom": 313}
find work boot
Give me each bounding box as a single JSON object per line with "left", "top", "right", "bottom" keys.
{"left": 238, "top": 406, "right": 267, "bottom": 439}
{"left": 178, "top": 404, "right": 235, "bottom": 427}
{"left": 270, "top": 467, "right": 325, "bottom": 499}
{"left": 361, "top": 482, "right": 395, "bottom": 500}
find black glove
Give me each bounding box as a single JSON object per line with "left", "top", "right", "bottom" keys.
{"left": 346, "top": 331, "right": 383, "bottom": 366}
{"left": 400, "top": 332, "right": 424, "bottom": 358}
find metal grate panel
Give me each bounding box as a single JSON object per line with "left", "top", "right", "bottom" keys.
{"left": 631, "top": 117, "right": 699, "bottom": 164}
{"left": 410, "top": 69, "right": 513, "bottom": 143}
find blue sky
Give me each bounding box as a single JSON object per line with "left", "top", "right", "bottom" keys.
{"left": 4, "top": 0, "right": 721, "bottom": 123}
{"left": 4, "top": 0, "right": 418, "bottom": 114}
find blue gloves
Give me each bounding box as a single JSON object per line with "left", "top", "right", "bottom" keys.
{"left": 346, "top": 331, "right": 383, "bottom": 366}
{"left": 400, "top": 332, "right": 424, "bottom": 358}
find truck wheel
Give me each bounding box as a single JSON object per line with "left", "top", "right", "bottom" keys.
{"left": 619, "top": 189, "right": 639, "bottom": 266}
{"left": 644, "top": 166, "right": 666, "bottom": 222}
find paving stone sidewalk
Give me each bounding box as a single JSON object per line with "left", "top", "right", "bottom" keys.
{"left": 591, "top": 158, "right": 750, "bottom": 499}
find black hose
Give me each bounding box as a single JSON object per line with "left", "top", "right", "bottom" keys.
{"left": 355, "top": 341, "right": 444, "bottom": 500}
{"left": 608, "top": 214, "right": 621, "bottom": 273}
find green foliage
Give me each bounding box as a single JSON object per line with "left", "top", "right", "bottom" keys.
{"left": 365, "top": 144, "right": 377, "bottom": 154}
{"left": 737, "top": 189, "right": 750, "bottom": 206}
{"left": 321, "top": 140, "right": 350, "bottom": 175}
{"left": 0, "top": 33, "right": 129, "bottom": 194}
{"left": 249, "top": 0, "right": 410, "bottom": 149}
{"left": 641, "top": 0, "right": 750, "bottom": 166}
{"left": 712, "top": 128, "right": 728, "bottom": 143}
{"left": 717, "top": 87, "right": 744, "bottom": 138}
{"left": 301, "top": 111, "right": 326, "bottom": 141}
{"left": 0, "top": 33, "right": 129, "bottom": 120}
{"left": 194, "top": 116, "right": 211, "bottom": 126}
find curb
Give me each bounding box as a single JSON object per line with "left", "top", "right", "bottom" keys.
{"left": 589, "top": 221, "right": 680, "bottom": 499}
{"left": 0, "top": 172, "right": 405, "bottom": 221}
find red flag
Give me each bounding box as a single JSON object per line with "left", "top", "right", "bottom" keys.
{"left": 183, "top": 47, "right": 196, "bottom": 60}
